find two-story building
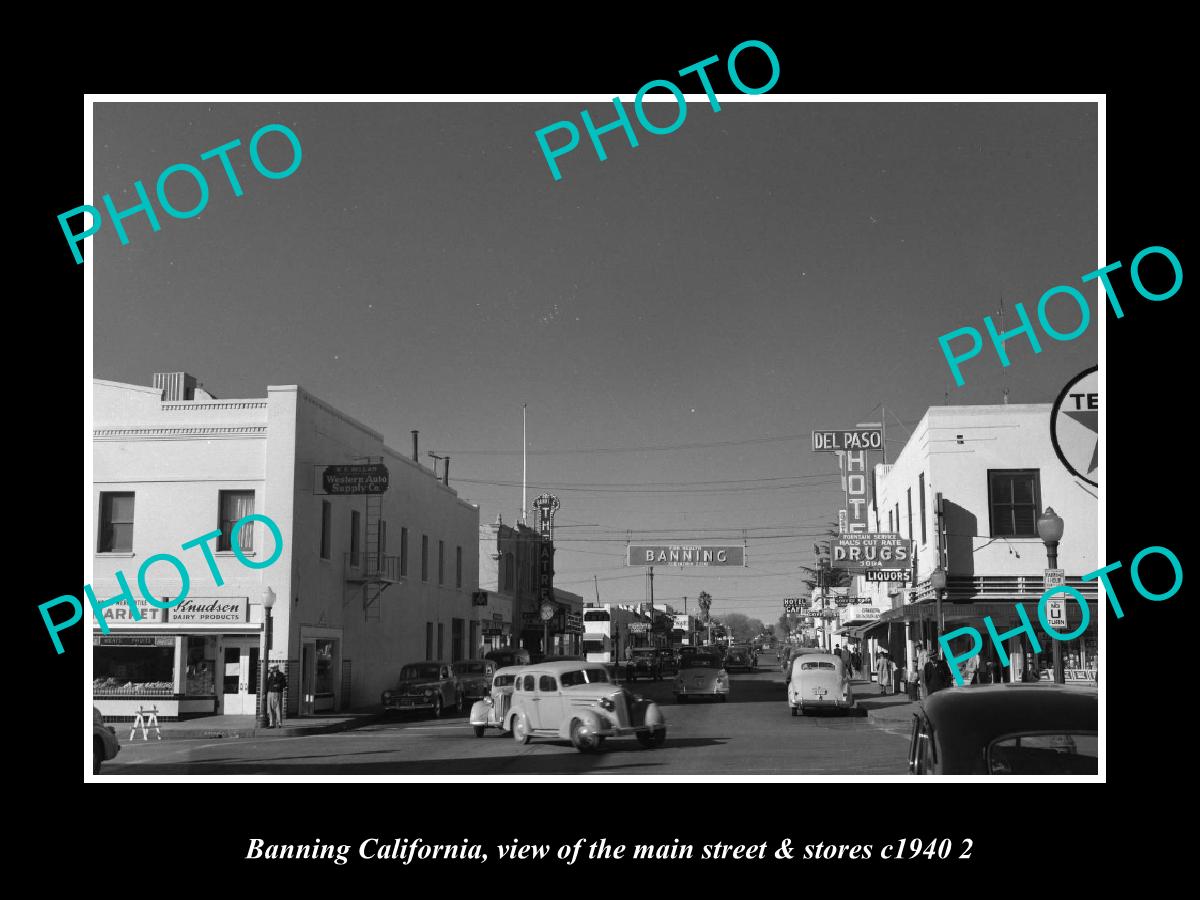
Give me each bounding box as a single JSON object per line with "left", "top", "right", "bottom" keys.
{"left": 860, "top": 403, "right": 1098, "bottom": 684}
{"left": 92, "top": 372, "right": 480, "bottom": 720}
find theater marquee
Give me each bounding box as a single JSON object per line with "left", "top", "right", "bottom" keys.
{"left": 627, "top": 545, "right": 746, "bottom": 567}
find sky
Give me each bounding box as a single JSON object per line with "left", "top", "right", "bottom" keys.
{"left": 93, "top": 100, "right": 1098, "bottom": 625}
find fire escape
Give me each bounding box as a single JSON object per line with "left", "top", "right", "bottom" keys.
{"left": 343, "top": 466, "right": 402, "bottom": 619}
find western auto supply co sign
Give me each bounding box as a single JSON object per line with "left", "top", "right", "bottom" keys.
{"left": 831, "top": 533, "right": 912, "bottom": 570}
{"left": 627, "top": 545, "right": 746, "bottom": 566}
{"left": 318, "top": 463, "right": 389, "bottom": 495}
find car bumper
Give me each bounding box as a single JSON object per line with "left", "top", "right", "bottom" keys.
{"left": 792, "top": 698, "right": 854, "bottom": 710}
{"left": 384, "top": 699, "right": 439, "bottom": 711}
{"left": 675, "top": 684, "right": 729, "bottom": 695}
{"left": 597, "top": 723, "right": 665, "bottom": 738}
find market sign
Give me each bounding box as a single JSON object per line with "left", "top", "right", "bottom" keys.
{"left": 812, "top": 429, "right": 883, "bottom": 451}
{"left": 831, "top": 534, "right": 911, "bottom": 570}
{"left": 628, "top": 622, "right": 650, "bottom": 633}
{"left": 169, "top": 596, "right": 249, "bottom": 624}
{"left": 627, "top": 545, "right": 745, "bottom": 567}
{"left": 319, "top": 463, "right": 389, "bottom": 495}
{"left": 94, "top": 635, "right": 175, "bottom": 646}
{"left": 96, "top": 597, "right": 167, "bottom": 625}
{"left": 672, "top": 615, "right": 691, "bottom": 630}
{"left": 1050, "top": 365, "right": 1098, "bottom": 488}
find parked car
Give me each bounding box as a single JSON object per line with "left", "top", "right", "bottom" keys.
{"left": 468, "top": 665, "right": 524, "bottom": 737}
{"left": 656, "top": 647, "right": 678, "bottom": 676}
{"left": 674, "top": 650, "right": 729, "bottom": 703}
{"left": 93, "top": 707, "right": 120, "bottom": 774}
{"left": 505, "top": 661, "right": 667, "bottom": 752}
{"left": 909, "top": 684, "right": 1098, "bottom": 775}
{"left": 484, "top": 647, "right": 531, "bottom": 669}
{"left": 624, "top": 647, "right": 662, "bottom": 682}
{"left": 788, "top": 652, "right": 853, "bottom": 715}
{"left": 453, "top": 658, "right": 497, "bottom": 704}
{"left": 725, "top": 645, "right": 753, "bottom": 671}
{"left": 381, "top": 662, "right": 462, "bottom": 717}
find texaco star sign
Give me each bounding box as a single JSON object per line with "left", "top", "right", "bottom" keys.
{"left": 1051, "top": 365, "right": 1099, "bottom": 488}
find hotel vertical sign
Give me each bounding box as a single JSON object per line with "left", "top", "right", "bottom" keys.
{"left": 815, "top": 428, "right": 882, "bottom": 535}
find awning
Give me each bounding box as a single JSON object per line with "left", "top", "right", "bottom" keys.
{"left": 877, "top": 600, "right": 1098, "bottom": 629}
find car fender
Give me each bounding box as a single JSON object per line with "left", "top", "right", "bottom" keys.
{"left": 469, "top": 699, "right": 491, "bottom": 726}
{"left": 644, "top": 702, "right": 665, "bottom": 730}
{"left": 505, "top": 709, "right": 527, "bottom": 733}
{"left": 561, "top": 708, "right": 604, "bottom": 741}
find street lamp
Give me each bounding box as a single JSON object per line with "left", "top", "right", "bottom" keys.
{"left": 257, "top": 586, "right": 276, "bottom": 729}
{"left": 1037, "top": 507, "right": 1066, "bottom": 684}
{"left": 929, "top": 566, "right": 947, "bottom": 650}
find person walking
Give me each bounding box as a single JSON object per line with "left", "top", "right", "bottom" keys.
{"left": 915, "top": 641, "right": 930, "bottom": 700}
{"left": 266, "top": 664, "right": 287, "bottom": 728}
{"left": 923, "top": 652, "right": 942, "bottom": 697}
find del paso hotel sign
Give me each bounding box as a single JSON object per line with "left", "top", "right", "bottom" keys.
{"left": 627, "top": 545, "right": 745, "bottom": 567}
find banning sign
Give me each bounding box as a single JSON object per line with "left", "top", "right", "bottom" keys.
{"left": 627, "top": 545, "right": 745, "bottom": 567}
{"left": 320, "top": 463, "right": 389, "bottom": 495}
{"left": 831, "top": 534, "right": 911, "bottom": 570}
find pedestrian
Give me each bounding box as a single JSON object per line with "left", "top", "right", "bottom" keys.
{"left": 850, "top": 649, "right": 861, "bottom": 679}
{"left": 916, "top": 641, "right": 930, "bottom": 699}
{"left": 923, "top": 652, "right": 942, "bottom": 697}
{"left": 961, "top": 651, "right": 979, "bottom": 686}
{"left": 266, "top": 664, "right": 286, "bottom": 728}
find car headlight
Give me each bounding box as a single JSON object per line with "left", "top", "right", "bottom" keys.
{"left": 382, "top": 691, "right": 392, "bottom": 702}
{"left": 424, "top": 689, "right": 434, "bottom": 698}
{"left": 600, "top": 698, "right": 615, "bottom": 711}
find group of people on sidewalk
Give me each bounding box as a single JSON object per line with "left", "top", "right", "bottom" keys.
{"left": 871, "top": 641, "right": 1018, "bottom": 699}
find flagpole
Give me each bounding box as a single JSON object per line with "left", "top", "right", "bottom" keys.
{"left": 522, "top": 403, "right": 527, "bottom": 524}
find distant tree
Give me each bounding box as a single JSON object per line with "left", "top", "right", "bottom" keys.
{"left": 697, "top": 591, "right": 712, "bottom": 623}
{"left": 719, "top": 613, "right": 765, "bottom": 643}
{"left": 801, "top": 527, "right": 852, "bottom": 594}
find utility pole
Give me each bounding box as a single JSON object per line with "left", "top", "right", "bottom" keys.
{"left": 648, "top": 566, "right": 655, "bottom": 648}
{"left": 521, "top": 403, "right": 527, "bottom": 524}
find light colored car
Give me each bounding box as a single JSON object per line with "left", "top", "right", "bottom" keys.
{"left": 381, "top": 662, "right": 462, "bottom": 717}
{"left": 788, "top": 652, "right": 853, "bottom": 715}
{"left": 454, "top": 659, "right": 497, "bottom": 704}
{"left": 468, "top": 665, "right": 524, "bottom": 737}
{"left": 506, "top": 661, "right": 666, "bottom": 752}
{"left": 673, "top": 650, "right": 729, "bottom": 703}
{"left": 93, "top": 707, "right": 120, "bottom": 774}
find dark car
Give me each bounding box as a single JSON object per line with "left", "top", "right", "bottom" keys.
{"left": 624, "top": 647, "right": 662, "bottom": 682}
{"left": 484, "top": 647, "right": 531, "bottom": 669}
{"left": 452, "top": 658, "right": 497, "bottom": 703}
{"left": 381, "top": 662, "right": 462, "bottom": 717}
{"left": 656, "top": 647, "right": 678, "bottom": 676}
{"left": 909, "top": 684, "right": 1098, "bottom": 775}
{"left": 725, "top": 646, "right": 753, "bottom": 671}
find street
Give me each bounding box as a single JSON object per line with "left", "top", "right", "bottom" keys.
{"left": 106, "top": 668, "right": 908, "bottom": 775}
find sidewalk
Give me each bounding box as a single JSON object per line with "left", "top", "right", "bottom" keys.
{"left": 121, "top": 709, "right": 386, "bottom": 741}
{"left": 853, "top": 679, "right": 922, "bottom": 724}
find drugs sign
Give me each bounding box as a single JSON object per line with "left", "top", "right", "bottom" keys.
{"left": 831, "top": 533, "right": 911, "bottom": 570}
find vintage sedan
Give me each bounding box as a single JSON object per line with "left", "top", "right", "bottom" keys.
{"left": 93, "top": 707, "right": 121, "bottom": 775}
{"left": 468, "top": 665, "right": 524, "bottom": 737}
{"left": 673, "top": 650, "right": 729, "bottom": 703}
{"left": 788, "top": 653, "right": 853, "bottom": 715}
{"left": 381, "top": 662, "right": 462, "bottom": 717}
{"left": 624, "top": 647, "right": 662, "bottom": 682}
{"left": 909, "top": 684, "right": 1098, "bottom": 775}
{"left": 506, "top": 661, "right": 667, "bottom": 752}
{"left": 484, "top": 647, "right": 531, "bottom": 669}
{"left": 725, "top": 645, "right": 754, "bottom": 671}
{"left": 656, "top": 647, "right": 679, "bottom": 676}
{"left": 453, "top": 658, "right": 497, "bottom": 704}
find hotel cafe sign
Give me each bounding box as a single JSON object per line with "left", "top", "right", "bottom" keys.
{"left": 92, "top": 596, "right": 249, "bottom": 626}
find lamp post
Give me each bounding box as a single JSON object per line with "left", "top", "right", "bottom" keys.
{"left": 929, "top": 567, "right": 947, "bottom": 652}
{"left": 257, "top": 586, "right": 276, "bottom": 729}
{"left": 1037, "top": 507, "right": 1066, "bottom": 684}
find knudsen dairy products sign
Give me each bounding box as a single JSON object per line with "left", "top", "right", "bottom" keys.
{"left": 812, "top": 429, "right": 883, "bottom": 451}
{"left": 627, "top": 545, "right": 745, "bottom": 567}
{"left": 831, "top": 534, "right": 911, "bottom": 570}
{"left": 95, "top": 596, "right": 248, "bottom": 625}
{"left": 318, "top": 463, "right": 389, "bottom": 495}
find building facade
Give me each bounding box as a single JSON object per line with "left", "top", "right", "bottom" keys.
{"left": 92, "top": 373, "right": 480, "bottom": 720}
{"left": 860, "top": 404, "right": 1098, "bottom": 684}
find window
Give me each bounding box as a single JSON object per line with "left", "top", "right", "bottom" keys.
{"left": 98, "top": 492, "right": 135, "bottom": 552}
{"left": 906, "top": 487, "right": 913, "bottom": 541}
{"left": 218, "top": 490, "right": 255, "bottom": 552}
{"left": 400, "top": 526, "right": 409, "bottom": 576}
{"left": 349, "top": 510, "right": 360, "bottom": 567}
{"left": 988, "top": 469, "right": 1042, "bottom": 537}
{"left": 538, "top": 675, "right": 558, "bottom": 692}
{"left": 469, "top": 620, "right": 479, "bottom": 659}
{"left": 314, "top": 639, "right": 336, "bottom": 698}
{"left": 456, "top": 546, "right": 463, "bottom": 588}
{"left": 185, "top": 636, "right": 216, "bottom": 696}
{"left": 379, "top": 520, "right": 387, "bottom": 556}
{"left": 93, "top": 642, "right": 175, "bottom": 696}
{"left": 452, "top": 618, "right": 464, "bottom": 660}
{"left": 438, "top": 540, "right": 445, "bottom": 585}
{"left": 320, "top": 500, "right": 332, "bottom": 559}
{"left": 888, "top": 510, "right": 894, "bottom": 533}
{"left": 504, "top": 553, "right": 515, "bottom": 591}
{"left": 987, "top": 733, "right": 1098, "bottom": 775}
{"left": 422, "top": 535, "right": 429, "bottom": 581}
{"left": 437, "top": 623, "right": 444, "bottom": 660}
{"left": 521, "top": 674, "right": 535, "bottom": 692}
{"left": 425, "top": 623, "right": 433, "bottom": 661}
{"left": 919, "top": 473, "right": 927, "bottom": 544}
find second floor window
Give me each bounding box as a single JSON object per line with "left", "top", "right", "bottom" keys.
{"left": 349, "top": 509, "right": 360, "bottom": 566}
{"left": 919, "top": 472, "right": 927, "bottom": 544}
{"left": 98, "top": 492, "right": 134, "bottom": 553}
{"left": 400, "top": 526, "right": 409, "bottom": 576}
{"left": 218, "top": 490, "right": 255, "bottom": 552}
{"left": 456, "top": 545, "right": 463, "bottom": 588}
{"left": 989, "top": 469, "right": 1042, "bottom": 538}
{"left": 320, "top": 500, "right": 332, "bottom": 560}
{"left": 422, "top": 535, "right": 429, "bottom": 581}
{"left": 438, "top": 540, "right": 445, "bottom": 585}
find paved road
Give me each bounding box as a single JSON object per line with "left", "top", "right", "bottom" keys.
{"left": 106, "top": 666, "right": 908, "bottom": 775}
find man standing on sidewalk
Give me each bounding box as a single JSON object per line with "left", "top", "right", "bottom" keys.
{"left": 266, "top": 665, "right": 287, "bottom": 728}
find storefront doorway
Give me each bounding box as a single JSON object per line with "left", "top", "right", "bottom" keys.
{"left": 221, "top": 638, "right": 260, "bottom": 715}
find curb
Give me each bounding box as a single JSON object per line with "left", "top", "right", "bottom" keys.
{"left": 134, "top": 713, "right": 388, "bottom": 741}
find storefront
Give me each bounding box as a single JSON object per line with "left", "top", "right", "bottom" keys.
{"left": 92, "top": 595, "right": 264, "bottom": 720}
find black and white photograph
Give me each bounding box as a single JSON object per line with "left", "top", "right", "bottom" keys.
{"left": 72, "top": 90, "right": 1119, "bottom": 782}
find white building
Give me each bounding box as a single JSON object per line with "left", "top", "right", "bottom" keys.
{"left": 859, "top": 403, "right": 1098, "bottom": 684}
{"left": 92, "top": 372, "right": 479, "bottom": 720}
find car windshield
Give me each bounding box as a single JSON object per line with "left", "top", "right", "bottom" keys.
{"left": 399, "top": 664, "right": 441, "bottom": 681}
{"left": 458, "top": 662, "right": 484, "bottom": 674}
{"left": 681, "top": 655, "right": 719, "bottom": 669}
{"left": 800, "top": 661, "right": 836, "bottom": 670}
{"left": 493, "top": 674, "right": 517, "bottom": 688}
{"left": 560, "top": 667, "right": 610, "bottom": 686}
{"left": 988, "top": 733, "right": 1098, "bottom": 775}
{"left": 631, "top": 649, "right": 655, "bottom": 657}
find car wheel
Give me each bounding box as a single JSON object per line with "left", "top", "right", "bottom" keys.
{"left": 719, "top": 694, "right": 728, "bottom": 703}
{"left": 512, "top": 716, "right": 530, "bottom": 744}
{"left": 570, "top": 718, "right": 600, "bottom": 753}
{"left": 93, "top": 738, "right": 103, "bottom": 775}
{"left": 457, "top": 693, "right": 464, "bottom": 713}
{"left": 674, "top": 694, "right": 684, "bottom": 703}
{"left": 791, "top": 706, "right": 798, "bottom": 717}
{"left": 636, "top": 730, "right": 656, "bottom": 749}
{"left": 473, "top": 725, "right": 485, "bottom": 738}
{"left": 433, "top": 696, "right": 443, "bottom": 718}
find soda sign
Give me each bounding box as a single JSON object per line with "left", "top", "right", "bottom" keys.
{"left": 812, "top": 429, "right": 883, "bottom": 452}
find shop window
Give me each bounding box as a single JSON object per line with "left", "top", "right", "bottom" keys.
{"left": 185, "top": 635, "right": 216, "bottom": 696}
{"left": 320, "top": 500, "right": 332, "bottom": 560}
{"left": 919, "top": 473, "right": 928, "bottom": 544}
{"left": 438, "top": 540, "right": 445, "bottom": 585}
{"left": 456, "top": 546, "right": 463, "bottom": 588}
{"left": 400, "top": 527, "right": 409, "bottom": 576}
{"left": 452, "top": 618, "right": 464, "bottom": 661}
{"left": 315, "top": 639, "right": 336, "bottom": 710}
{"left": 98, "top": 492, "right": 135, "bottom": 553}
{"left": 218, "top": 490, "right": 255, "bottom": 552}
{"left": 425, "top": 622, "right": 433, "bottom": 661}
{"left": 988, "top": 469, "right": 1042, "bottom": 538}
{"left": 437, "top": 623, "right": 444, "bottom": 660}
{"left": 350, "top": 510, "right": 361, "bottom": 567}
{"left": 94, "top": 641, "right": 175, "bottom": 695}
